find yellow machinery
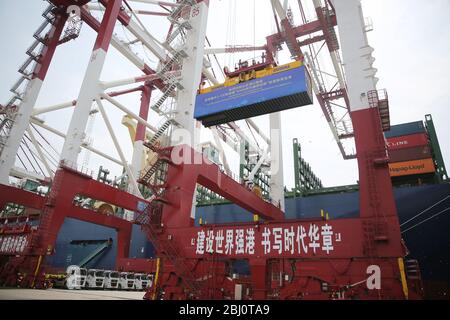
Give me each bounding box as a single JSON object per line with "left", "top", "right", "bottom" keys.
{"left": 199, "top": 60, "right": 302, "bottom": 94}
{"left": 121, "top": 115, "right": 162, "bottom": 173}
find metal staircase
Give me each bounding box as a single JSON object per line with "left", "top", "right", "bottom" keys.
{"left": 151, "top": 84, "right": 178, "bottom": 113}
{"left": 133, "top": 0, "right": 200, "bottom": 136}
{"left": 29, "top": 166, "right": 64, "bottom": 255}
{"left": 78, "top": 239, "right": 112, "bottom": 268}
{"left": 164, "top": 18, "right": 192, "bottom": 47}
{"left": 150, "top": 0, "right": 199, "bottom": 116}
{"left": 139, "top": 90, "right": 177, "bottom": 200}
{"left": 1, "top": 1, "right": 81, "bottom": 157}
{"left": 405, "top": 259, "right": 422, "bottom": 281}
{"left": 159, "top": 50, "right": 184, "bottom": 75}
{"left": 135, "top": 202, "right": 203, "bottom": 298}
{"left": 148, "top": 119, "right": 173, "bottom": 148}
{"left": 8, "top": 3, "right": 56, "bottom": 107}
{"left": 0, "top": 104, "right": 18, "bottom": 150}
{"left": 136, "top": 113, "right": 205, "bottom": 297}
{"left": 168, "top": 0, "right": 197, "bottom": 23}
{"left": 405, "top": 259, "right": 425, "bottom": 297}
{"left": 135, "top": 110, "right": 205, "bottom": 298}
{"left": 322, "top": 6, "right": 339, "bottom": 51}
{"left": 138, "top": 151, "right": 171, "bottom": 201}
{"left": 149, "top": 53, "right": 183, "bottom": 124}
{"left": 368, "top": 89, "right": 391, "bottom": 132}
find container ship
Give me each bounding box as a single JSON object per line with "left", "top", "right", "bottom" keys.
{"left": 1, "top": 0, "right": 448, "bottom": 300}
{"left": 14, "top": 115, "right": 446, "bottom": 299}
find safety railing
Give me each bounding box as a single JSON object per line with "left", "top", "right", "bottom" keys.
{"left": 59, "top": 159, "right": 94, "bottom": 177}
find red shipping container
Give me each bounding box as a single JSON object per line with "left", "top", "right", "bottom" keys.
{"left": 389, "top": 145, "right": 432, "bottom": 163}
{"left": 386, "top": 133, "right": 429, "bottom": 151}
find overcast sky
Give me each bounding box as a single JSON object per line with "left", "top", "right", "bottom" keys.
{"left": 0, "top": 0, "right": 449, "bottom": 189}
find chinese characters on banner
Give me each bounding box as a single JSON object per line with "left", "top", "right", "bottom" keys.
{"left": 0, "top": 235, "right": 29, "bottom": 254}
{"left": 192, "top": 223, "right": 342, "bottom": 256}
{"left": 203, "top": 76, "right": 294, "bottom": 106}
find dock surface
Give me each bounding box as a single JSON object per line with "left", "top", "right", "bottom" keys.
{"left": 0, "top": 288, "right": 145, "bottom": 300}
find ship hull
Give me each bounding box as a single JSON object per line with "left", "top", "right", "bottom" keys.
{"left": 49, "top": 183, "right": 450, "bottom": 298}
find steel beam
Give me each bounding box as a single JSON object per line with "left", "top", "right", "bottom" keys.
{"left": 61, "top": 0, "right": 123, "bottom": 164}
{"left": 0, "top": 14, "right": 66, "bottom": 184}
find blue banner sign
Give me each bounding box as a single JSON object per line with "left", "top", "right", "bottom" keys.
{"left": 194, "top": 65, "right": 312, "bottom": 126}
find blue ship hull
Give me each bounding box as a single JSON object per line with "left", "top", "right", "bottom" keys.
{"left": 47, "top": 220, "right": 154, "bottom": 270}
{"left": 49, "top": 183, "right": 450, "bottom": 297}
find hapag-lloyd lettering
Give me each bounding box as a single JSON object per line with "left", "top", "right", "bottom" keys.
{"left": 192, "top": 223, "right": 342, "bottom": 256}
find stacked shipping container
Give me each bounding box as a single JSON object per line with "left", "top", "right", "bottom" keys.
{"left": 385, "top": 121, "right": 436, "bottom": 177}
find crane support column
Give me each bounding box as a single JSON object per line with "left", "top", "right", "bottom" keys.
{"left": 131, "top": 84, "right": 152, "bottom": 179}
{"left": 333, "top": 0, "right": 399, "bottom": 245}
{"left": 172, "top": 1, "right": 209, "bottom": 147}
{"left": 171, "top": 1, "right": 209, "bottom": 220}
{"left": 60, "top": 0, "right": 123, "bottom": 164}
{"left": 0, "top": 14, "right": 67, "bottom": 184}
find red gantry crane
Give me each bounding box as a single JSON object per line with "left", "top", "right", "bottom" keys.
{"left": 0, "top": 0, "right": 421, "bottom": 299}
